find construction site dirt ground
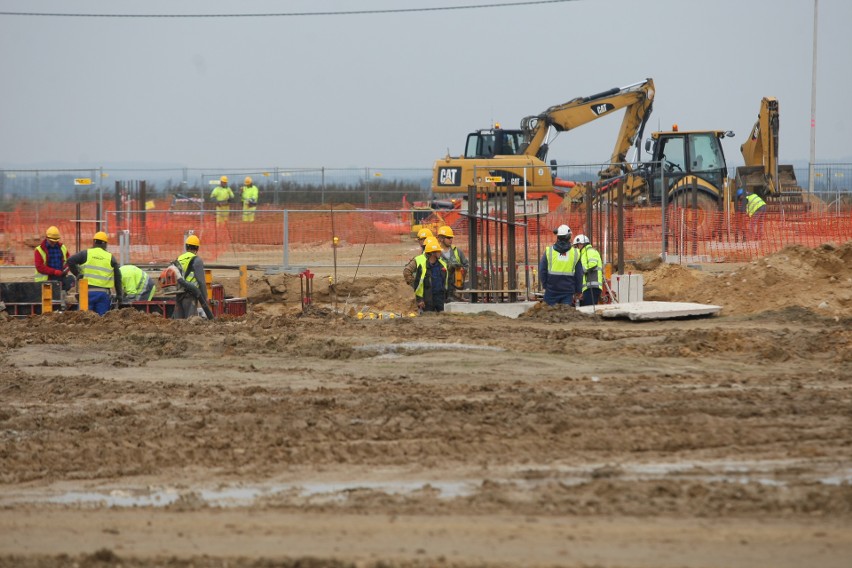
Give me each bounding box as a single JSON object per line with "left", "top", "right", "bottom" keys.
{"left": 1, "top": 242, "right": 851, "bottom": 568}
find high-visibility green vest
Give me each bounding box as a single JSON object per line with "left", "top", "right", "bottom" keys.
{"left": 241, "top": 184, "right": 259, "bottom": 206}
{"left": 82, "top": 247, "right": 115, "bottom": 290}
{"left": 34, "top": 243, "right": 68, "bottom": 282}
{"left": 577, "top": 245, "right": 603, "bottom": 292}
{"left": 211, "top": 185, "right": 233, "bottom": 204}
{"left": 414, "top": 255, "right": 448, "bottom": 297}
{"left": 545, "top": 246, "right": 578, "bottom": 276}
{"left": 177, "top": 251, "right": 198, "bottom": 284}
{"left": 119, "top": 265, "right": 154, "bottom": 299}
{"left": 746, "top": 193, "right": 766, "bottom": 217}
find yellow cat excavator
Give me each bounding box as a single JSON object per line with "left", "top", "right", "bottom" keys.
{"left": 432, "top": 78, "right": 656, "bottom": 200}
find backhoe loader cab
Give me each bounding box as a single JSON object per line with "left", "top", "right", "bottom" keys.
{"left": 639, "top": 129, "right": 734, "bottom": 205}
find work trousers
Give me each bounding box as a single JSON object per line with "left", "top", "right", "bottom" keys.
{"left": 172, "top": 293, "right": 198, "bottom": 319}
{"left": 88, "top": 289, "right": 111, "bottom": 316}
{"left": 580, "top": 288, "right": 602, "bottom": 307}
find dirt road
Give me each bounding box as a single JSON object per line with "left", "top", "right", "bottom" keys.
{"left": 1, "top": 243, "right": 851, "bottom": 567}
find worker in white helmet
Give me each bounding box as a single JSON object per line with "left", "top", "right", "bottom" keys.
{"left": 572, "top": 234, "right": 603, "bottom": 306}
{"left": 538, "top": 224, "right": 579, "bottom": 306}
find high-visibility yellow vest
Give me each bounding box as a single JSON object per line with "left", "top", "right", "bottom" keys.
{"left": 241, "top": 184, "right": 259, "bottom": 206}
{"left": 177, "top": 252, "right": 198, "bottom": 284}
{"left": 34, "top": 243, "right": 68, "bottom": 282}
{"left": 211, "top": 185, "right": 233, "bottom": 204}
{"left": 81, "top": 247, "right": 115, "bottom": 290}
{"left": 119, "top": 265, "right": 154, "bottom": 299}
{"left": 746, "top": 193, "right": 766, "bottom": 217}
{"left": 577, "top": 245, "right": 603, "bottom": 292}
{"left": 414, "top": 255, "right": 448, "bottom": 297}
{"left": 545, "top": 246, "right": 578, "bottom": 276}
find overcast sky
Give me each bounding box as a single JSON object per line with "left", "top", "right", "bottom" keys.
{"left": 1, "top": 0, "right": 849, "bottom": 171}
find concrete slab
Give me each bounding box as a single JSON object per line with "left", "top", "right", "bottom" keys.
{"left": 576, "top": 301, "right": 722, "bottom": 321}
{"left": 444, "top": 301, "right": 537, "bottom": 319}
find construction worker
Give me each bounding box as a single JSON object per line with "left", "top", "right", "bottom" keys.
{"left": 436, "top": 225, "right": 468, "bottom": 302}
{"left": 210, "top": 176, "right": 234, "bottom": 225}
{"left": 538, "top": 224, "right": 578, "bottom": 306}
{"left": 572, "top": 234, "right": 603, "bottom": 307}
{"left": 240, "top": 176, "right": 259, "bottom": 222}
{"left": 412, "top": 236, "right": 448, "bottom": 312}
{"left": 403, "top": 227, "right": 434, "bottom": 286}
{"left": 119, "top": 264, "right": 156, "bottom": 302}
{"left": 66, "top": 231, "right": 122, "bottom": 316}
{"left": 173, "top": 234, "right": 213, "bottom": 319}
{"left": 34, "top": 225, "right": 74, "bottom": 292}
{"left": 738, "top": 188, "right": 767, "bottom": 240}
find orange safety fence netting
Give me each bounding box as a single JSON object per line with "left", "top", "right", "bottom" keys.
{"left": 1, "top": 204, "right": 850, "bottom": 267}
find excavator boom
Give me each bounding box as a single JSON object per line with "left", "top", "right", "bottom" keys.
{"left": 521, "top": 79, "right": 655, "bottom": 168}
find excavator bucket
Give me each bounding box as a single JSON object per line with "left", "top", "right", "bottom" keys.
{"left": 734, "top": 166, "right": 766, "bottom": 196}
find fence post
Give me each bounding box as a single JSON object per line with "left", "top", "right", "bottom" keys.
{"left": 282, "top": 209, "right": 289, "bottom": 269}
{"left": 660, "top": 163, "right": 668, "bottom": 262}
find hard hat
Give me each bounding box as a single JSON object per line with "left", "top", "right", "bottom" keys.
{"left": 417, "top": 228, "right": 434, "bottom": 240}
{"left": 553, "top": 224, "right": 572, "bottom": 237}
{"left": 46, "top": 226, "right": 61, "bottom": 241}
{"left": 437, "top": 226, "right": 454, "bottom": 238}
{"left": 573, "top": 234, "right": 590, "bottom": 246}
{"left": 423, "top": 237, "right": 442, "bottom": 254}
{"left": 220, "top": 176, "right": 229, "bottom": 184}
{"left": 244, "top": 176, "right": 253, "bottom": 185}
{"left": 185, "top": 234, "right": 201, "bottom": 247}
{"left": 736, "top": 188, "right": 744, "bottom": 198}
{"left": 93, "top": 231, "right": 109, "bottom": 244}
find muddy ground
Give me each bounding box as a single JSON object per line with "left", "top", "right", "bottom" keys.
{"left": 0, "top": 243, "right": 851, "bottom": 568}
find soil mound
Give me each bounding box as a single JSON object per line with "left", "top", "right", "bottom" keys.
{"left": 642, "top": 241, "right": 852, "bottom": 317}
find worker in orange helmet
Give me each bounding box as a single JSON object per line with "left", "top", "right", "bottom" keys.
{"left": 240, "top": 176, "right": 259, "bottom": 222}
{"left": 66, "top": 231, "right": 123, "bottom": 315}
{"left": 34, "top": 225, "right": 74, "bottom": 292}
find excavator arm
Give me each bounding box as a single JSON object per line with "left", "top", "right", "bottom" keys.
{"left": 519, "top": 78, "right": 655, "bottom": 174}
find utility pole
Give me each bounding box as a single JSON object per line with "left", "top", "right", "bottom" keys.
{"left": 808, "top": 0, "right": 818, "bottom": 194}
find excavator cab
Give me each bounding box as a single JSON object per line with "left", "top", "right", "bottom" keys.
{"left": 464, "top": 129, "right": 526, "bottom": 158}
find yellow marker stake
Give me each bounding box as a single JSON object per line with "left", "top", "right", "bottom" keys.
{"left": 239, "top": 265, "right": 248, "bottom": 298}
{"left": 41, "top": 284, "right": 53, "bottom": 314}
{"left": 205, "top": 269, "right": 213, "bottom": 301}
{"left": 78, "top": 279, "right": 89, "bottom": 312}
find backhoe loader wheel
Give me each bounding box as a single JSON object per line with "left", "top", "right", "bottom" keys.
{"left": 666, "top": 191, "right": 719, "bottom": 241}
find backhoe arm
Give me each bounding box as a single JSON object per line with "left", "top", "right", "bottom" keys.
{"left": 740, "top": 97, "right": 780, "bottom": 179}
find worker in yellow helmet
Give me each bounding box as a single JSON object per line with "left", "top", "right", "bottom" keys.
{"left": 172, "top": 234, "right": 213, "bottom": 319}
{"left": 240, "top": 176, "right": 259, "bottom": 222}
{"left": 210, "top": 176, "right": 234, "bottom": 225}
{"left": 402, "top": 227, "right": 435, "bottom": 286}
{"left": 34, "top": 225, "right": 74, "bottom": 292}
{"left": 412, "top": 236, "right": 448, "bottom": 313}
{"left": 436, "top": 225, "right": 468, "bottom": 302}
{"left": 66, "top": 231, "right": 123, "bottom": 315}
